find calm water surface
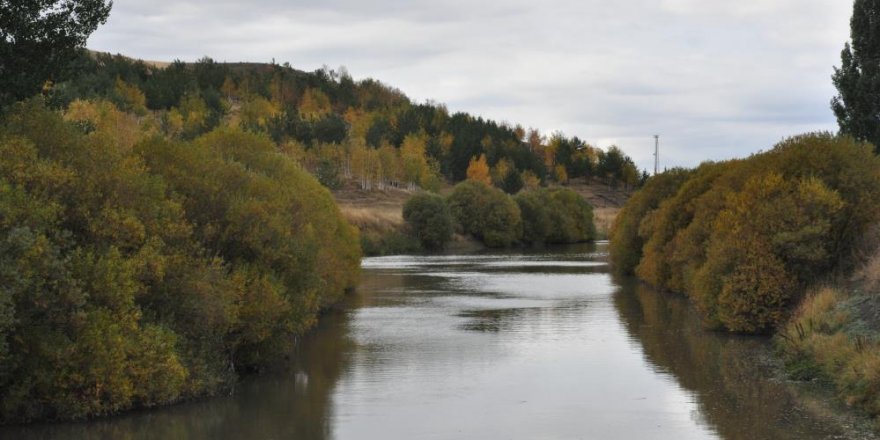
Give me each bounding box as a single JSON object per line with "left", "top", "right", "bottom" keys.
{"left": 3, "top": 243, "right": 872, "bottom": 439}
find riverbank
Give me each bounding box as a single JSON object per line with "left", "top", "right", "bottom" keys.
{"left": 776, "top": 244, "right": 880, "bottom": 429}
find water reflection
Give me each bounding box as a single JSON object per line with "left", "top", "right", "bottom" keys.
{"left": 613, "top": 277, "right": 870, "bottom": 440}
{"left": 2, "top": 244, "right": 872, "bottom": 439}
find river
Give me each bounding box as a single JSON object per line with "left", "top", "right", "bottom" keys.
{"left": 2, "top": 243, "right": 873, "bottom": 439}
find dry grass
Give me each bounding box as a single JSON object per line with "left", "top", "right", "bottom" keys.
{"left": 856, "top": 250, "right": 880, "bottom": 292}
{"left": 779, "top": 284, "right": 880, "bottom": 421}
{"left": 593, "top": 207, "right": 620, "bottom": 240}
{"left": 339, "top": 205, "right": 404, "bottom": 234}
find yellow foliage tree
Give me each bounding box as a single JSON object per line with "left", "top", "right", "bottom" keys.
{"left": 298, "top": 88, "right": 332, "bottom": 121}
{"left": 400, "top": 133, "right": 431, "bottom": 190}
{"left": 113, "top": 78, "right": 147, "bottom": 116}
{"left": 377, "top": 143, "right": 401, "bottom": 189}
{"left": 239, "top": 95, "right": 280, "bottom": 131}
{"left": 178, "top": 93, "right": 210, "bottom": 137}
{"left": 466, "top": 154, "right": 492, "bottom": 185}
{"left": 65, "top": 99, "right": 153, "bottom": 151}
{"left": 490, "top": 158, "right": 514, "bottom": 186}
{"left": 554, "top": 164, "right": 568, "bottom": 184}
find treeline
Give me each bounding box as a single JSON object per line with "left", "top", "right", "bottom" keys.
{"left": 0, "top": 99, "right": 360, "bottom": 422}
{"left": 48, "top": 51, "right": 644, "bottom": 193}
{"left": 404, "top": 181, "right": 596, "bottom": 250}
{"left": 610, "top": 133, "right": 880, "bottom": 334}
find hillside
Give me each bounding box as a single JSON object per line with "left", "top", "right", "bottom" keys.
{"left": 48, "top": 50, "right": 641, "bottom": 251}
{"left": 54, "top": 51, "right": 645, "bottom": 197}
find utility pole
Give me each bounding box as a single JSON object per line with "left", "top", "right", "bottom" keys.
{"left": 653, "top": 135, "right": 660, "bottom": 175}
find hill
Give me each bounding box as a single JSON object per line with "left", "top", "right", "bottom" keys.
{"left": 53, "top": 50, "right": 645, "bottom": 196}
{"left": 52, "top": 50, "right": 640, "bottom": 249}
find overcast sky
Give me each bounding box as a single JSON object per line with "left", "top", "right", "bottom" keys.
{"left": 88, "top": 1, "right": 852, "bottom": 171}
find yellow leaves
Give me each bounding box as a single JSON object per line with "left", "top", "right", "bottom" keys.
{"left": 400, "top": 132, "right": 437, "bottom": 189}
{"left": 717, "top": 246, "right": 794, "bottom": 333}
{"left": 466, "top": 154, "right": 491, "bottom": 185}
{"left": 377, "top": 143, "right": 401, "bottom": 184}
{"left": 344, "top": 107, "right": 373, "bottom": 139}
{"left": 614, "top": 133, "right": 880, "bottom": 333}
{"left": 0, "top": 93, "right": 367, "bottom": 422}
{"left": 553, "top": 164, "right": 568, "bottom": 184}
{"left": 490, "top": 158, "right": 513, "bottom": 185}
{"left": 162, "top": 108, "right": 184, "bottom": 138}
{"left": 179, "top": 93, "right": 211, "bottom": 135}
{"left": 65, "top": 99, "right": 152, "bottom": 151}
{"left": 113, "top": 78, "right": 147, "bottom": 116}
{"left": 521, "top": 170, "right": 541, "bottom": 190}
{"left": 695, "top": 172, "right": 846, "bottom": 332}
{"left": 239, "top": 95, "right": 279, "bottom": 131}
{"left": 298, "top": 88, "right": 332, "bottom": 120}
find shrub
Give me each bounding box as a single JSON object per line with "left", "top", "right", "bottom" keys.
{"left": 611, "top": 133, "right": 880, "bottom": 333}
{"left": 403, "top": 192, "right": 454, "bottom": 250}
{"left": 516, "top": 188, "right": 595, "bottom": 245}
{"left": 0, "top": 101, "right": 361, "bottom": 422}
{"left": 609, "top": 169, "right": 692, "bottom": 275}
{"left": 447, "top": 180, "right": 522, "bottom": 248}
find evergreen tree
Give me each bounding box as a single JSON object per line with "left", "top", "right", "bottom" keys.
{"left": 0, "top": 0, "right": 113, "bottom": 107}
{"left": 832, "top": 0, "right": 880, "bottom": 150}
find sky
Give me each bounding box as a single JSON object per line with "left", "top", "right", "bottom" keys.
{"left": 88, "top": 1, "right": 853, "bottom": 172}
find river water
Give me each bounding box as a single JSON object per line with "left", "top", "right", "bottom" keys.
{"left": 2, "top": 243, "right": 872, "bottom": 439}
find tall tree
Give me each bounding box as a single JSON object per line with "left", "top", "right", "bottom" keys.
{"left": 832, "top": 0, "right": 880, "bottom": 150}
{"left": 0, "top": 0, "right": 113, "bottom": 107}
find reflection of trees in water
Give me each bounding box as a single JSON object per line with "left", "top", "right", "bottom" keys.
{"left": 2, "top": 298, "right": 358, "bottom": 440}
{"left": 612, "top": 276, "right": 849, "bottom": 440}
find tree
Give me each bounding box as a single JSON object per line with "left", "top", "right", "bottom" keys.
{"left": 403, "top": 193, "right": 453, "bottom": 250}
{"left": 516, "top": 188, "right": 595, "bottom": 246}
{"left": 447, "top": 181, "right": 521, "bottom": 247}
{"left": 0, "top": 0, "right": 113, "bottom": 107}
{"left": 466, "top": 154, "right": 491, "bottom": 185}
{"left": 832, "top": 0, "right": 880, "bottom": 150}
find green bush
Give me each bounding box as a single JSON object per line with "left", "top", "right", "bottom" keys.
{"left": 403, "top": 192, "right": 453, "bottom": 250}
{"left": 516, "top": 188, "right": 595, "bottom": 245}
{"left": 447, "top": 180, "right": 522, "bottom": 248}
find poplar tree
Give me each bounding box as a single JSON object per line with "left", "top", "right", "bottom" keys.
{"left": 832, "top": 0, "right": 880, "bottom": 151}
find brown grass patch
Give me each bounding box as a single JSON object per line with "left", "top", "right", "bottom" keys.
{"left": 593, "top": 207, "right": 619, "bottom": 239}
{"left": 339, "top": 205, "right": 403, "bottom": 234}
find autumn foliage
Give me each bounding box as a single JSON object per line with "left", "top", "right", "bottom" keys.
{"left": 0, "top": 99, "right": 361, "bottom": 422}
{"left": 42, "top": 52, "right": 642, "bottom": 195}
{"left": 611, "top": 133, "right": 880, "bottom": 333}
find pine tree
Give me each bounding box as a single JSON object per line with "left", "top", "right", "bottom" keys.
{"left": 832, "top": 0, "right": 880, "bottom": 151}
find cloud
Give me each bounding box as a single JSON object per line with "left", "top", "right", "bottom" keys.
{"left": 88, "top": 0, "right": 853, "bottom": 171}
